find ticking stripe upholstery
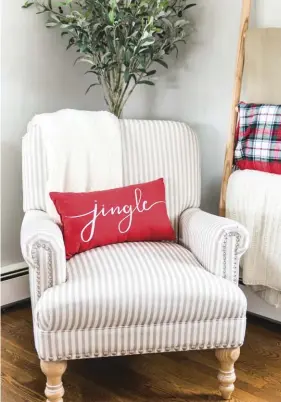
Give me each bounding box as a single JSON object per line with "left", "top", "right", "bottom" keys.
{"left": 35, "top": 317, "right": 246, "bottom": 361}
{"left": 22, "top": 119, "right": 200, "bottom": 234}
{"left": 120, "top": 120, "right": 200, "bottom": 232}
{"left": 36, "top": 242, "right": 246, "bottom": 332}
{"left": 179, "top": 208, "right": 249, "bottom": 284}
{"left": 21, "top": 117, "right": 248, "bottom": 363}
{"left": 34, "top": 241, "right": 247, "bottom": 361}
{"left": 22, "top": 127, "right": 47, "bottom": 212}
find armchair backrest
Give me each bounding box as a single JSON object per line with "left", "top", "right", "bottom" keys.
{"left": 22, "top": 118, "right": 201, "bottom": 234}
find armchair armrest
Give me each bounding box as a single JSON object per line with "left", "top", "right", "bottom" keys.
{"left": 21, "top": 210, "right": 67, "bottom": 304}
{"left": 179, "top": 208, "right": 249, "bottom": 284}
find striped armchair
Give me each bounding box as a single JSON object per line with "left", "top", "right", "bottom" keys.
{"left": 21, "top": 119, "right": 249, "bottom": 401}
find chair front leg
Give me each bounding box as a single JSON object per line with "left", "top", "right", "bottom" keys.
{"left": 40, "top": 360, "right": 67, "bottom": 402}
{"left": 215, "top": 347, "right": 240, "bottom": 400}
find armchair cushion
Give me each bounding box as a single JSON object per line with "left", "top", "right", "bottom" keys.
{"left": 179, "top": 208, "right": 249, "bottom": 283}
{"left": 21, "top": 210, "right": 67, "bottom": 303}
{"left": 34, "top": 241, "right": 247, "bottom": 360}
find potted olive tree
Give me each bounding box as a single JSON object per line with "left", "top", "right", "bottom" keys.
{"left": 23, "top": 0, "right": 195, "bottom": 117}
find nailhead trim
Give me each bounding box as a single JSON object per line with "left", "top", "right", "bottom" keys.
{"left": 31, "top": 240, "right": 53, "bottom": 299}
{"left": 222, "top": 232, "right": 241, "bottom": 283}
{"left": 41, "top": 341, "right": 242, "bottom": 361}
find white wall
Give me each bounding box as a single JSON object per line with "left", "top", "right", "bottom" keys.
{"left": 125, "top": 0, "right": 281, "bottom": 214}
{"left": 126, "top": 0, "right": 243, "bottom": 213}
{"left": 1, "top": 0, "right": 104, "bottom": 267}
{"left": 1, "top": 0, "right": 281, "bottom": 267}
{"left": 254, "top": 0, "right": 281, "bottom": 27}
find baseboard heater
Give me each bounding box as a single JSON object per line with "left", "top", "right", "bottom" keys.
{"left": 1, "top": 263, "right": 30, "bottom": 308}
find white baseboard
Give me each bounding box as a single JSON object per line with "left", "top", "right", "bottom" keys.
{"left": 240, "top": 284, "right": 281, "bottom": 323}
{"left": 1, "top": 262, "right": 30, "bottom": 307}
{"left": 1, "top": 261, "right": 27, "bottom": 275}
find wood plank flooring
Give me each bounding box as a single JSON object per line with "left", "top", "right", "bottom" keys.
{"left": 1, "top": 302, "right": 281, "bottom": 402}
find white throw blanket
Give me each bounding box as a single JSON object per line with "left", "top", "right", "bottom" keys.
{"left": 29, "top": 109, "right": 123, "bottom": 222}
{"left": 226, "top": 170, "right": 281, "bottom": 308}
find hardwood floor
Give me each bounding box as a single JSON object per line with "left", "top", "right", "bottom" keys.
{"left": 1, "top": 302, "right": 281, "bottom": 402}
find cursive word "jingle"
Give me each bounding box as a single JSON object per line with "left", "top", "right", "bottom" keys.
{"left": 66, "top": 188, "right": 165, "bottom": 242}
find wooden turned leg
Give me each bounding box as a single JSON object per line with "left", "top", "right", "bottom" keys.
{"left": 40, "top": 360, "right": 67, "bottom": 402}
{"left": 215, "top": 347, "right": 240, "bottom": 400}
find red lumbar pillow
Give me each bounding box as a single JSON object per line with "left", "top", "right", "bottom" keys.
{"left": 50, "top": 178, "right": 175, "bottom": 259}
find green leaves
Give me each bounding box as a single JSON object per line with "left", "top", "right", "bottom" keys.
{"left": 59, "top": 0, "right": 73, "bottom": 5}
{"left": 74, "top": 55, "right": 93, "bottom": 66}
{"left": 146, "top": 69, "right": 156, "bottom": 76}
{"left": 174, "top": 19, "right": 189, "bottom": 28}
{"left": 154, "top": 59, "right": 168, "bottom": 69}
{"left": 184, "top": 3, "right": 196, "bottom": 11}
{"left": 45, "top": 22, "right": 58, "bottom": 28}
{"left": 124, "top": 69, "right": 130, "bottom": 83}
{"left": 108, "top": 9, "right": 115, "bottom": 24}
{"left": 22, "top": 1, "right": 34, "bottom": 8}
{"left": 140, "top": 38, "right": 155, "bottom": 47}
{"left": 85, "top": 83, "right": 100, "bottom": 94}
{"left": 22, "top": 0, "right": 196, "bottom": 116}
{"left": 109, "top": 0, "right": 117, "bottom": 9}
{"left": 138, "top": 80, "right": 155, "bottom": 86}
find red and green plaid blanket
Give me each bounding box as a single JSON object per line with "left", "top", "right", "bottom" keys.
{"left": 235, "top": 102, "right": 281, "bottom": 174}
